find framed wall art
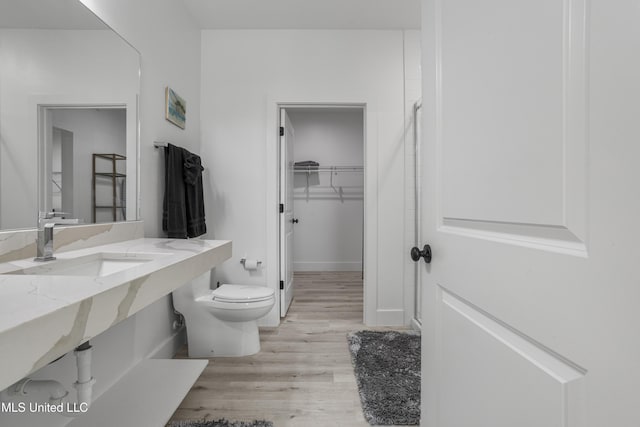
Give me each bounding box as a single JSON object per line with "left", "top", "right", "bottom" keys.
{"left": 165, "top": 87, "right": 186, "bottom": 129}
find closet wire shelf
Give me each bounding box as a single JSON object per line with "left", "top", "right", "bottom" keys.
{"left": 293, "top": 165, "right": 364, "bottom": 201}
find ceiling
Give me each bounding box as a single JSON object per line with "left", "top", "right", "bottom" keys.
{"left": 0, "top": 0, "right": 107, "bottom": 29}
{"left": 182, "top": 0, "right": 421, "bottom": 30}
{"left": 0, "top": 0, "right": 420, "bottom": 31}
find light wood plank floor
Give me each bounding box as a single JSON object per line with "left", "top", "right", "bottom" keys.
{"left": 169, "top": 271, "right": 400, "bottom": 426}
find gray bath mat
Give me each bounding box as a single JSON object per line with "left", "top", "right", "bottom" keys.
{"left": 167, "top": 420, "right": 273, "bottom": 427}
{"left": 347, "top": 330, "right": 421, "bottom": 425}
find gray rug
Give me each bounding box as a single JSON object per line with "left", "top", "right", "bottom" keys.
{"left": 347, "top": 330, "right": 421, "bottom": 425}
{"left": 167, "top": 420, "right": 273, "bottom": 427}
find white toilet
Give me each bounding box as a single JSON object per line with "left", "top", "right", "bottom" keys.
{"left": 172, "top": 271, "right": 275, "bottom": 357}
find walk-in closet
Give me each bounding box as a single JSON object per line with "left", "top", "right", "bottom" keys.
{"left": 287, "top": 107, "right": 364, "bottom": 274}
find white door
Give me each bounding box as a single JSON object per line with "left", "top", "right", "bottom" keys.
{"left": 420, "top": 1, "right": 640, "bottom": 426}
{"left": 279, "top": 109, "right": 295, "bottom": 317}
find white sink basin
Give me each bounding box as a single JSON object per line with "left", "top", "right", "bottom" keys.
{"left": 2, "top": 252, "right": 165, "bottom": 277}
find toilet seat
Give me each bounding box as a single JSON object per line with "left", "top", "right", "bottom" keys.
{"left": 211, "top": 284, "right": 274, "bottom": 303}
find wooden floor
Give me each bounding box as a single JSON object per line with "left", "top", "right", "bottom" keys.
{"left": 169, "top": 271, "right": 394, "bottom": 426}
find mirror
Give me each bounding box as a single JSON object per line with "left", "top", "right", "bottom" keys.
{"left": 0, "top": 0, "right": 140, "bottom": 230}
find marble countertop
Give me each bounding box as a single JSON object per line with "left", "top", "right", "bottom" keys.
{"left": 0, "top": 238, "right": 232, "bottom": 390}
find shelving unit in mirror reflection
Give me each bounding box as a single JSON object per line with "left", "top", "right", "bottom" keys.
{"left": 92, "top": 153, "right": 126, "bottom": 223}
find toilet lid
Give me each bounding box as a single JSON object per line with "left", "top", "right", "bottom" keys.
{"left": 211, "top": 284, "right": 274, "bottom": 303}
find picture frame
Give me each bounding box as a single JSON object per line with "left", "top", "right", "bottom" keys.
{"left": 165, "top": 87, "right": 186, "bottom": 129}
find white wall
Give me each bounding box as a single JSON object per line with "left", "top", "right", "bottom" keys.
{"left": 80, "top": 0, "right": 203, "bottom": 239}
{"left": 51, "top": 109, "right": 127, "bottom": 224}
{"left": 80, "top": 0, "right": 202, "bottom": 361}
{"left": 0, "top": 29, "right": 138, "bottom": 230}
{"left": 200, "top": 30, "right": 418, "bottom": 326}
{"left": 288, "top": 109, "right": 364, "bottom": 272}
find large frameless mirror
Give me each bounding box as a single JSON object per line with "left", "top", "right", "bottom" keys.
{"left": 0, "top": 0, "right": 140, "bottom": 230}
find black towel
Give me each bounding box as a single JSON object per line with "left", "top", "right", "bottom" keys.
{"left": 182, "top": 148, "right": 207, "bottom": 238}
{"left": 183, "top": 152, "right": 204, "bottom": 185}
{"left": 162, "top": 143, "right": 207, "bottom": 239}
{"left": 162, "top": 144, "right": 187, "bottom": 238}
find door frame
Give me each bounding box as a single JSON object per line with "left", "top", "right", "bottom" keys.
{"left": 411, "top": 100, "right": 423, "bottom": 330}
{"left": 266, "top": 101, "right": 370, "bottom": 326}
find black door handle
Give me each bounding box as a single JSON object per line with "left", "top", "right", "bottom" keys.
{"left": 291, "top": 218, "right": 299, "bottom": 224}
{"left": 411, "top": 245, "right": 432, "bottom": 263}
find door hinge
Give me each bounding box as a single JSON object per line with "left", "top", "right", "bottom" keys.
{"left": 279, "top": 203, "right": 284, "bottom": 213}
{"left": 280, "top": 280, "right": 284, "bottom": 290}
{"left": 279, "top": 126, "right": 284, "bottom": 136}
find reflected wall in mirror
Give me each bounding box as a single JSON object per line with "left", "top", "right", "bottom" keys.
{"left": 0, "top": 0, "right": 140, "bottom": 230}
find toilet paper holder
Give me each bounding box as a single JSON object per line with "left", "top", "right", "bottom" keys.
{"left": 240, "top": 258, "right": 262, "bottom": 268}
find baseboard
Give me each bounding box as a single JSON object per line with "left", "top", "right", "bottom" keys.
{"left": 410, "top": 317, "right": 422, "bottom": 331}
{"left": 293, "top": 261, "right": 362, "bottom": 271}
{"left": 371, "top": 309, "right": 405, "bottom": 326}
{"left": 149, "top": 326, "right": 186, "bottom": 359}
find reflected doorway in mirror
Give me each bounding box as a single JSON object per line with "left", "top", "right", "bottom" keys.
{"left": 37, "top": 104, "right": 135, "bottom": 225}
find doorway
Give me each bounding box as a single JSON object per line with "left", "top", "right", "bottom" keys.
{"left": 38, "top": 105, "right": 132, "bottom": 224}
{"left": 279, "top": 105, "right": 365, "bottom": 318}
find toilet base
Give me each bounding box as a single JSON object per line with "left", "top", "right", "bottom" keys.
{"left": 172, "top": 274, "right": 272, "bottom": 358}
{"left": 183, "top": 312, "right": 262, "bottom": 358}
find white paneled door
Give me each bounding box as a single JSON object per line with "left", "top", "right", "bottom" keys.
{"left": 419, "top": 1, "right": 640, "bottom": 426}
{"left": 279, "top": 109, "right": 295, "bottom": 317}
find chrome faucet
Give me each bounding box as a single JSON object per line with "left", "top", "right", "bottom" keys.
{"left": 34, "top": 211, "right": 78, "bottom": 262}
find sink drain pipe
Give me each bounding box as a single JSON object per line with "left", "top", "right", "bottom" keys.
{"left": 72, "top": 341, "right": 96, "bottom": 408}
{"left": 9, "top": 341, "right": 95, "bottom": 414}
{"left": 11, "top": 378, "right": 68, "bottom": 404}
